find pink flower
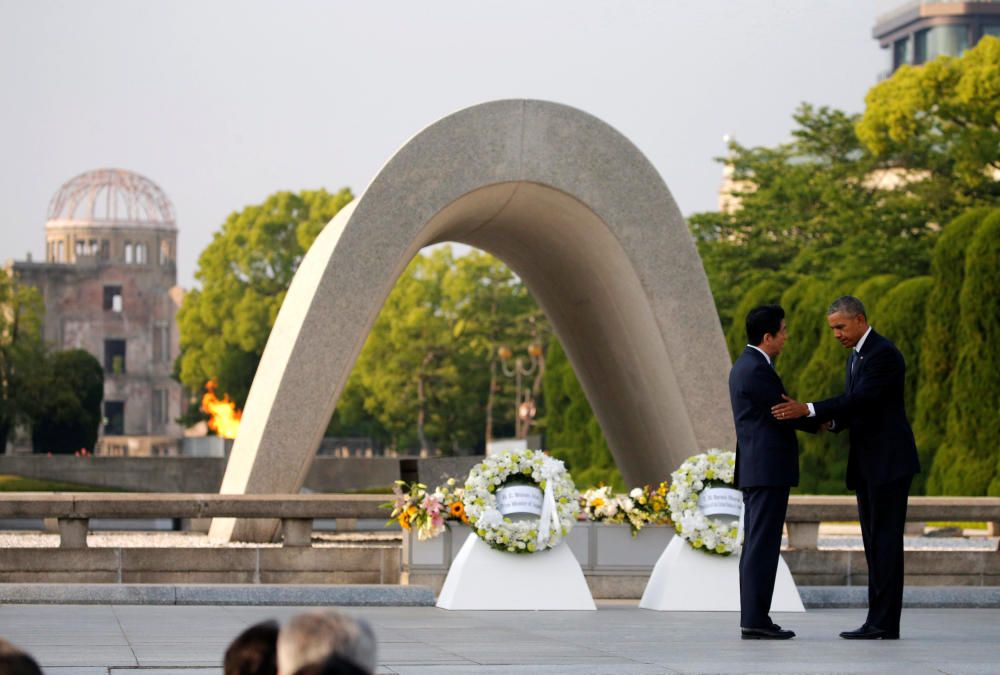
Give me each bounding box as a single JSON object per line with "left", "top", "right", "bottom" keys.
{"left": 422, "top": 494, "right": 442, "bottom": 516}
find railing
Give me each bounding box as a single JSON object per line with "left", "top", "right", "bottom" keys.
{"left": 3, "top": 494, "right": 997, "bottom": 550}
{"left": 785, "top": 496, "right": 1000, "bottom": 550}
{"left": 0, "top": 493, "right": 388, "bottom": 548}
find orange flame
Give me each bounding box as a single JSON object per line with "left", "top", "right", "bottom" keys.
{"left": 201, "top": 380, "right": 242, "bottom": 439}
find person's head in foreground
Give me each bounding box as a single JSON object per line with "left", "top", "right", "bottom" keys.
{"left": 224, "top": 619, "right": 280, "bottom": 675}
{"left": 277, "top": 611, "right": 376, "bottom": 675}
{"left": 0, "top": 638, "right": 43, "bottom": 675}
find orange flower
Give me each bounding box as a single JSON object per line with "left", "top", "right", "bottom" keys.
{"left": 449, "top": 501, "right": 465, "bottom": 518}
{"left": 399, "top": 512, "right": 411, "bottom": 530}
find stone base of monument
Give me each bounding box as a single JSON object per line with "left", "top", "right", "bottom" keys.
{"left": 436, "top": 533, "right": 596, "bottom": 610}
{"left": 639, "top": 536, "right": 804, "bottom": 612}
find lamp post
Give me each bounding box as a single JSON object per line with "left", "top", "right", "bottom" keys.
{"left": 498, "top": 343, "right": 543, "bottom": 439}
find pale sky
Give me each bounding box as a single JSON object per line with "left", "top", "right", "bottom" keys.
{"left": 1, "top": 1, "right": 888, "bottom": 289}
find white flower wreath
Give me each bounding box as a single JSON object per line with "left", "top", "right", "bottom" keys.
{"left": 463, "top": 449, "right": 579, "bottom": 554}
{"left": 666, "top": 449, "right": 743, "bottom": 556}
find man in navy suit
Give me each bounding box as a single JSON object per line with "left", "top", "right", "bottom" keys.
{"left": 772, "top": 296, "right": 920, "bottom": 640}
{"left": 730, "top": 305, "right": 820, "bottom": 640}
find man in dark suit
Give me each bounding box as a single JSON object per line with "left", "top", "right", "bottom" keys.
{"left": 772, "top": 295, "right": 920, "bottom": 640}
{"left": 730, "top": 304, "right": 819, "bottom": 640}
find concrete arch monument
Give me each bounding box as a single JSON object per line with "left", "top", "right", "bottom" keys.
{"left": 210, "top": 100, "right": 734, "bottom": 542}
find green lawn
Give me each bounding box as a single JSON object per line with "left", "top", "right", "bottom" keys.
{"left": 0, "top": 474, "right": 119, "bottom": 492}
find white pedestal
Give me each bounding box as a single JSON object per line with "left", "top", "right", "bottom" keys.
{"left": 436, "top": 533, "right": 596, "bottom": 610}
{"left": 639, "top": 536, "right": 804, "bottom": 612}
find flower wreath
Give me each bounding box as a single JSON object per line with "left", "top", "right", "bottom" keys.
{"left": 463, "top": 449, "right": 579, "bottom": 554}
{"left": 666, "top": 449, "right": 743, "bottom": 556}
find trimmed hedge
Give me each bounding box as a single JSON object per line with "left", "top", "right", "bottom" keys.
{"left": 915, "top": 208, "right": 991, "bottom": 474}
{"left": 928, "top": 210, "right": 1000, "bottom": 495}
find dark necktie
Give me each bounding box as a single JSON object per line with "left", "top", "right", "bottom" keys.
{"left": 848, "top": 350, "right": 858, "bottom": 388}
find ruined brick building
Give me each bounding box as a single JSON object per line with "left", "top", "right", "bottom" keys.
{"left": 7, "top": 168, "right": 185, "bottom": 455}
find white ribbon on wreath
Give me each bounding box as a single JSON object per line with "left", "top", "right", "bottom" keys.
{"left": 536, "top": 480, "right": 562, "bottom": 547}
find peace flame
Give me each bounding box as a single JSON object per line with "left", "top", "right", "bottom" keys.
{"left": 201, "top": 380, "right": 242, "bottom": 439}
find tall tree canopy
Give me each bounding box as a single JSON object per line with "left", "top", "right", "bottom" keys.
{"left": 857, "top": 36, "right": 1000, "bottom": 209}
{"left": 30, "top": 349, "right": 104, "bottom": 454}
{"left": 177, "top": 188, "right": 353, "bottom": 407}
{"left": 0, "top": 274, "right": 46, "bottom": 452}
{"left": 352, "top": 247, "right": 548, "bottom": 453}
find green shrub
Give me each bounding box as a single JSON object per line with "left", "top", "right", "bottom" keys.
{"left": 929, "top": 210, "right": 1000, "bottom": 495}
{"left": 30, "top": 350, "right": 104, "bottom": 455}
{"left": 917, "top": 208, "right": 991, "bottom": 490}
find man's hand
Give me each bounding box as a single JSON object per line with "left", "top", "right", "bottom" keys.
{"left": 772, "top": 394, "right": 809, "bottom": 421}
{"left": 820, "top": 421, "right": 833, "bottom": 432}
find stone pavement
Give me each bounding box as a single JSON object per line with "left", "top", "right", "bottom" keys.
{"left": 2, "top": 602, "right": 999, "bottom": 674}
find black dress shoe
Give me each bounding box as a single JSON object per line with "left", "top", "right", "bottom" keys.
{"left": 741, "top": 625, "right": 795, "bottom": 640}
{"left": 839, "top": 624, "right": 899, "bottom": 640}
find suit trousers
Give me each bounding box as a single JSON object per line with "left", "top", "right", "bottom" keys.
{"left": 855, "top": 474, "right": 912, "bottom": 633}
{"left": 739, "top": 485, "right": 789, "bottom": 629}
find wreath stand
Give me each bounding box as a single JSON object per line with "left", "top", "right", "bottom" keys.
{"left": 639, "top": 536, "right": 804, "bottom": 612}
{"left": 436, "top": 533, "right": 596, "bottom": 610}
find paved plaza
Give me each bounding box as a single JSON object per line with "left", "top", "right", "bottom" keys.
{"left": 1, "top": 601, "right": 998, "bottom": 674}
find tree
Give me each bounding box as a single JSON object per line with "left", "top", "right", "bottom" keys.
{"left": 350, "top": 248, "right": 550, "bottom": 454}
{"left": 927, "top": 209, "right": 1000, "bottom": 495}
{"left": 0, "top": 274, "right": 46, "bottom": 452}
{"left": 442, "top": 250, "right": 548, "bottom": 445}
{"left": 913, "top": 208, "right": 991, "bottom": 481}
{"left": 857, "top": 36, "right": 1000, "bottom": 214}
{"left": 177, "top": 188, "right": 354, "bottom": 407}
{"left": 690, "top": 104, "right": 934, "bottom": 337}
{"left": 30, "top": 349, "right": 104, "bottom": 454}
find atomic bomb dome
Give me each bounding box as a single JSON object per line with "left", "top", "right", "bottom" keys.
{"left": 46, "top": 168, "right": 176, "bottom": 230}
{"left": 9, "top": 167, "right": 184, "bottom": 456}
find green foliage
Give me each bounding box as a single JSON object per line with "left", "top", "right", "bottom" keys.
{"left": 543, "top": 339, "right": 623, "bottom": 490}
{"left": 915, "top": 208, "right": 991, "bottom": 484}
{"left": 30, "top": 349, "right": 104, "bottom": 454}
{"left": 857, "top": 36, "right": 1000, "bottom": 210}
{"left": 928, "top": 210, "right": 1000, "bottom": 495}
{"left": 352, "top": 247, "right": 549, "bottom": 453}
{"left": 691, "top": 104, "right": 936, "bottom": 338}
{"left": 776, "top": 277, "right": 834, "bottom": 382}
{"left": 0, "top": 274, "right": 46, "bottom": 451}
{"left": 875, "top": 276, "right": 934, "bottom": 492}
{"left": 177, "top": 188, "right": 354, "bottom": 406}
{"left": 691, "top": 42, "right": 1000, "bottom": 493}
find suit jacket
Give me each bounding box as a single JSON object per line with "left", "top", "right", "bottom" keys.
{"left": 812, "top": 330, "right": 920, "bottom": 489}
{"left": 729, "top": 347, "right": 817, "bottom": 488}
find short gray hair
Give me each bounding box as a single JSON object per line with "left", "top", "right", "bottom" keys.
{"left": 277, "top": 611, "right": 376, "bottom": 675}
{"left": 827, "top": 295, "right": 866, "bottom": 319}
